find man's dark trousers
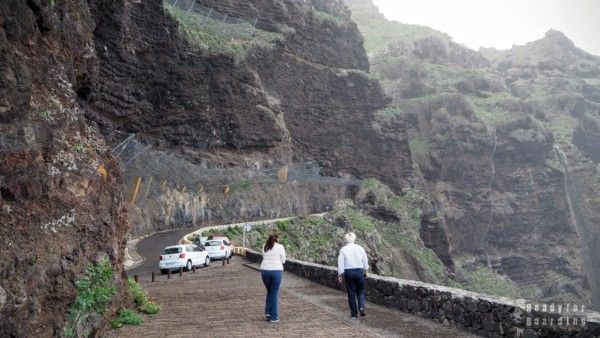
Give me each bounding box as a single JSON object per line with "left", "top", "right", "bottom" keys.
{"left": 344, "top": 268, "right": 365, "bottom": 317}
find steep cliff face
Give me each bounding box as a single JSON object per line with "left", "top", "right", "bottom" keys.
{"left": 81, "top": 0, "right": 412, "bottom": 237}
{"left": 0, "top": 0, "right": 127, "bottom": 336}
{"left": 346, "top": 0, "right": 600, "bottom": 307}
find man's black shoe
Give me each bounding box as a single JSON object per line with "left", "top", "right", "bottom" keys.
{"left": 359, "top": 308, "right": 366, "bottom": 316}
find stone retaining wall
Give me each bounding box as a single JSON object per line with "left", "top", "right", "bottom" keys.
{"left": 245, "top": 250, "right": 600, "bottom": 337}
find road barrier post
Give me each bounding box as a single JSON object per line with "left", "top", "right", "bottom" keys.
{"left": 222, "top": 258, "right": 225, "bottom": 266}
{"left": 134, "top": 275, "right": 138, "bottom": 283}
{"left": 179, "top": 267, "right": 183, "bottom": 276}
{"left": 151, "top": 271, "right": 155, "bottom": 282}
{"left": 167, "top": 269, "right": 171, "bottom": 279}
{"left": 227, "top": 257, "right": 230, "bottom": 264}
{"left": 192, "top": 265, "right": 196, "bottom": 273}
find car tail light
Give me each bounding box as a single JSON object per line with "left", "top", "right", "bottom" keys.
{"left": 179, "top": 253, "right": 186, "bottom": 259}
{"left": 220, "top": 245, "right": 224, "bottom": 251}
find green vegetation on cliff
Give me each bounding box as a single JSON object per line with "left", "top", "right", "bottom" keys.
{"left": 164, "top": 3, "right": 282, "bottom": 59}
{"left": 65, "top": 259, "right": 117, "bottom": 337}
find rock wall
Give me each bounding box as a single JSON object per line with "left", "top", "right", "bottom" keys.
{"left": 84, "top": 0, "right": 413, "bottom": 237}
{"left": 0, "top": 0, "right": 128, "bottom": 336}
{"left": 246, "top": 250, "right": 600, "bottom": 337}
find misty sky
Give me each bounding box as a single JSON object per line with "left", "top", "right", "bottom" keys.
{"left": 372, "top": 0, "right": 600, "bottom": 56}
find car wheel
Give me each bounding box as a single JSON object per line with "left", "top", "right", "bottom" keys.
{"left": 160, "top": 269, "right": 168, "bottom": 275}
{"left": 204, "top": 256, "right": 210, "bottom": 267}
{"left": 186, "top": 260, "right": 192, "bottom": 271}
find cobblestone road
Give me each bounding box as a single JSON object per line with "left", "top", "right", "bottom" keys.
{"left": 119, "top": 258, "right": 479, "bottom": 338}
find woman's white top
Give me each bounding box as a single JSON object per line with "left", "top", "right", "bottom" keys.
{"left": 260, "top": 243, "right": 286, "bottom": 271}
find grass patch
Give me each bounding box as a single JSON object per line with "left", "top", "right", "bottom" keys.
{"left": 457, "top": 266, "right": 521, "bottom": 298}
{"left": 466, "top": 95, "right": 519, "bottom": 127}
{"left": 203, "top": 225, "right": 243, "bottom": 240}
{"left": 164, "top": 3, "right": 282, "bottom": 60}
{"left": 401, "top": 237, "right": 445, "bottom": 283}
{"left": 408, "top": 135, "right": 430, "bottom": 158}
{"left": 343, "top": 208, "right": 376, "bottom": 234}
{"left": 230, "top": 180, "right": 252, "bottom": 192}
{"left": 64, "top": 258, "right": 116, "bottom": 337}
{"left": 547, "top": 114, "right": 573, "bottom": 144}
{"left": 361, "top": 178, "right": 384, "bottom": 189}
{"left": 313, "top": 10, "right": 345, "bottom": 25}
{"left": 386, "top": 189, "right": 422, "bottom": 231}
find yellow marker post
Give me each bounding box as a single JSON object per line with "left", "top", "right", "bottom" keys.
{"left": 131, "top": 176, "right": 142, "bottom": 204}
{"left": 161, "top": 180, "right": 167, "bottom": 190}
{"left": 224, "top": 185, "right": 230, "bottom": 194}
{"left": 277, "top": 165, "right": 289, "bottom": 183}
{"left": 144, "top": 176, "right": 154, "bottom": 200}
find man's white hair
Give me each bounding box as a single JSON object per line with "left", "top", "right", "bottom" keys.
{"left": 345, "top": 232, "right": 356, "bottom": 244}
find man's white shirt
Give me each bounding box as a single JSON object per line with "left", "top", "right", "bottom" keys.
{"left": 337, "top": 243, "right": 369, "bottom": 275}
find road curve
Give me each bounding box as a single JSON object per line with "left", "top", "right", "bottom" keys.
{"left": 127, "top": 228, "right": 192, "bottom": 276}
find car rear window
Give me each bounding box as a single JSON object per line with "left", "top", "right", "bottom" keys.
{"left": 204, "top": 240, "right": 222, "bottom": 246}
{"left": 163, "top": 247, "right": 182, "bottom": 254}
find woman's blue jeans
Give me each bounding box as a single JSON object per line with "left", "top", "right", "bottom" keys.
{"left": 261, "top": 270, "right": 282, "bottom": 320}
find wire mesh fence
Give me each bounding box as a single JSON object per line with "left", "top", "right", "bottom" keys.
{"left": 113, "top": 133, "right": 359, "bottom": 228}
{"left": 166, "top": 0, "right": 261, "bottom": 40}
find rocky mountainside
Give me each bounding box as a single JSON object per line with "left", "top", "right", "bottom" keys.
{"left": 346, "top": 0, "right": 600, "bottom": 309}
{"left": 2, "top": 0, "right": 599, "bottom": 335}
{"left": 0, "top": 0, "right": 413, "bottom": 335}
{"left": 0, "top": 0, "right": 128, "bottom": 336}
{"left": 85, "top": 0, "right": 414, "bottom": 237}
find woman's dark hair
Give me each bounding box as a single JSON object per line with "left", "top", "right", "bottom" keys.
{"left": 263, "top": 234, "right": 279, "bottom": 252}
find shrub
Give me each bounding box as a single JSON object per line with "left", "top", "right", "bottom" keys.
{"left": 140, "top": 302, "right": 161, "bottom": 315}
{"left": 64, "top": 258, "right": 117, "bottom": 337}
{"left": 275, "top": 220, "right": 290, "bottom": 232}
{"left": 110, "top": 308, "right": 142, "bottom": 328}
{"left": 127, "top": 277, "right": 161, "bottom": 316}
{"left": 127, "top": 278, "right": 148, "bottom": 308}
{"left": 73, "top": 144, "right": 85, "bottom": 153}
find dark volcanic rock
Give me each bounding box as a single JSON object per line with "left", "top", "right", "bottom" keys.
{"left": 0, "top": 0, "right": 128, "bottom": 336}
{"left": 573, "top": 113, "right": 600, "bottom": 162}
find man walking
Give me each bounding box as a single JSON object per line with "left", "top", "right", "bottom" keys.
{"left": 337, "top": 232, "right": 369, "bottom": 319}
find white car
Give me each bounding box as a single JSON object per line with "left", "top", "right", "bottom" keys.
{"left": 159, "top": 244, "right": 210, "bottom": 274}
{"left": 204, "top": 237, "right": 233, "bottom": 260}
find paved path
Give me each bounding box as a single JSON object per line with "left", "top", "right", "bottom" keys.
{"left": 121, "top": 268, "right": 479, "bottom": 337}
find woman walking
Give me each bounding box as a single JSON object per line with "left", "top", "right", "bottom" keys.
{"left": 260, "top": 234, "right": 286, "bottom": 323}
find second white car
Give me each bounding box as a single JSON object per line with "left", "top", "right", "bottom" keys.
{"left": 204, "top": 237, "right": 233, "bottom": 260}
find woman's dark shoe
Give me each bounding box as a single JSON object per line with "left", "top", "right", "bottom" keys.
{"left": 265, "top": 314, "right": 271, "bottom": 322}
{"left": 359, "top": 308, "right": 366, "bottom": 316}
